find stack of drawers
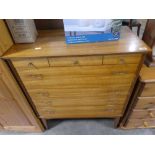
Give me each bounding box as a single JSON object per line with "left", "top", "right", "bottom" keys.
{"left": 121, "top": 65, "right": 155, "bottom": 128}
{"left": 3, "top": 28, "right": 150, "bottom": 123}
{"left": 11, "top": 54, "right": 141, "bottom": 119}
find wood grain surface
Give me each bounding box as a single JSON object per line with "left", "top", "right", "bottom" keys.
{"left": 3, "top": 27, "right": 150, "bottom": 59}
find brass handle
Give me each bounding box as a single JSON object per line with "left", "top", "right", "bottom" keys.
{"left": 112, "top": 71, "right": 128, "bottom": 75}
{"left": 47, "top": 101, "right": 53, "bottom": 105}
{"left": 28, "top": 62, "right": 37, "bottom": 69}
{"left": 149, "top": 112, "right": 155, "bottom": 118}
{"left": 119, "top": 58, "right": 126, "bottom": 64}
{"left": 36, "top": 92, "right": 49, "bottom": 97}
{"left": 30, "top": 74, "right": 43, "bottom": 80}
{"left": 143, "top": 121, "right": 148, "bottom": 127}
{"left": 73, "top": 60, "right": 79, "bottom": 65}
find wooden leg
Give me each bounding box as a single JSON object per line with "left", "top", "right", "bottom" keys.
{"left": 137, "top": 24, "right": 141, "bottom": 36}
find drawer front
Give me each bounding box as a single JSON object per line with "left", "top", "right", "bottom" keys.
{"left": 134, "top": 97, "right": 155, "bottom": 110}
{"left": 130, "top": 109, "right": 155, "bottom": 119}
{"left": 32, "top": 95, "right": 126, "bottom": 107}
{"left": 12, "top": 56, "right": 139, "bottom": 119}
{"left": 49, "top": 56, "right": 102, "bottom": 67}
{"left": 12, "top": 58, "right": 49, "bottom": 70}
{"left": 16, "top": 64, "right": 138, "bottom": 82}
{"left": 127, "top": 118, "right": 155, "bottom": 128}
{"left": 141, "top": 83, "right": 155, "bottom": 97}
{"left": 102, "top": 54, "right": 141, "bottom": 65}
{"left": 36, "top": 106, "right": 122, "bottom": 119}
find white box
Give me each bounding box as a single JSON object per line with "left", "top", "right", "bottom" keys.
{"left": 6, "top": 19, "right": 38, "bottom": 43}
{"left": 63, "top": 19, "right": 122, "bottom": 44}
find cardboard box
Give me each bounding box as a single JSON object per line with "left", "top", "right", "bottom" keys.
{"left": 6, "top": 19, "right": 38, "bottom": 43}
{"left": 63, "top": 19, "right": 122, "bottom": 44}
{"left": 0, "top": 20, "right": 13, "bottom": 56}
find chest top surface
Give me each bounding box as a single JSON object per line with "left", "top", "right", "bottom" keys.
{"left": 3, "top": 27, "right": 151, "bottom": 59}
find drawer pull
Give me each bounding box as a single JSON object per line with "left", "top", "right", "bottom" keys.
{"left": 73, "top": 60, "right": 79, "bottom": 65}
{"left": 149, "top": 112, "right": 155, "bottom": 118}
{"left": 28, "top": 62, "right": 38, "bottom": 69}
{"left": 112, "top": 71, "right": 128, "bottom": 75}
{"left": 143, "top": 121, "right": 148, "bottom": 127}
{"left": 36, "top": 92, "right": 49, "bottom": 97}
{"left": 119, "top": 58, "right": 126, "bottom": 64}
{"left": 29, "top": 74, "right": 43, "bottom": 80}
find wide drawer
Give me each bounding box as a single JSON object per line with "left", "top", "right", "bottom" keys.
{"left": 130, "top": 109, "right": 155, "bottom": 119}
{"left": 32, "top": 94, "right": 126, "bottom": 107}
{"left": 102, "top": 54, "right": 141, "bottom": 65}
{"left": 140, "top": 83, "right": 155, "bottom": 97}
{"left": 126, "top": 118, "right": 155, "bottom": 128}
{"left": 16, "top": 64, "right": 137, "bottom": 82}
{"left": 36, "top": 106, "right": 122, "bottom": 119}
{"left": 134, "top": 97, "right": 155, "bottom": 110}
{"left": 28, "top": 85, "right": 130, "bottom": 100}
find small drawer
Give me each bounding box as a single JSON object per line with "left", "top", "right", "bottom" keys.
{"left": 12, "top": 58, "right": 49, "bottom": 70}
{"left": 127, "top": 118, "right": 155, "bottom": 128}
{"left": 102, "top": 54, "right": 141, "bottom": 65}
{"left": 130, "top": 109, "right": 155, "bottom": 119}
{"left": 134, "top": 97, "right": 155, "bottom": 110}
{"left": 49, "top": 56, "right": 102, "bottom": 67}
{"left": 141, "top": 83, "right": 155, "bottom": 97}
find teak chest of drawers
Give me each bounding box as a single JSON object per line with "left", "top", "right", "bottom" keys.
{"left": 2, "top": 27, "right": 151, "bottom": 122}
{"left": 120, "top": 65, "right": 155, "bottom": 128}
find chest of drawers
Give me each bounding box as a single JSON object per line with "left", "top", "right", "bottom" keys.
{"left": 3, "top": 27, "right": 150, "bottom": 121}
{"left": 120, "top": 65, "right": 155, "bottom": 128}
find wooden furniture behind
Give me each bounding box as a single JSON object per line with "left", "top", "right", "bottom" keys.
{"left": 122, "top": 19, "right": 141, "bottom": 36}
{"left": 120, "top": 65, "right": 155, "bottom": 128}
{"left": 0, "top": 20, "right": 13, "bottom": 56}
{"left": 143, "top": 19, "right": 155, "bottom": 67}
{"left": 2, "top": 27, "right": 150, "bottom": 123}
{"left": 0, "top": 19, "right": 44, "bottom": 132}
{"left": 0, "top": 59, "right": 44, "bottom": 132}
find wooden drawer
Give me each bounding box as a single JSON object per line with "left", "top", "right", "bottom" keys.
{"left": 127, "top": 118, "right": 155, "bottom": 128}
{"left": 49, "top": 56, "right": 102, "bottom": 67}
{"left": 102, "top": 54, "right": 141, "bottom": 65}
{"left": 24, "top": 75, "right": 134, "bottom": 89}
{"left": 32, "top": 95, "right": 126, "bottom": 107}
{"left": 134, "top": 97, "right": 155, "bottom": 110}
{"left": 28, "top": 85, "right": 130, "bottom": 99}
{"left": 130, "top": 109, "right": 155, "bottom": 119}
{"left": 12, "top": 58, "right": 49, "bottom": 70}
{"left": 36, "top": 106, "right": 122, "bottom": 119}
{"left": 27, "top": 85, "right": 127, "bottom": 118}
{"left": 140, "top": 83, "right": 155, "bottom": 97}
{"left": 16, "top": 64, "right": 137, "bottom": 82}
{"left": 12, "top": 56, "right": 139, "bottom": 119}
